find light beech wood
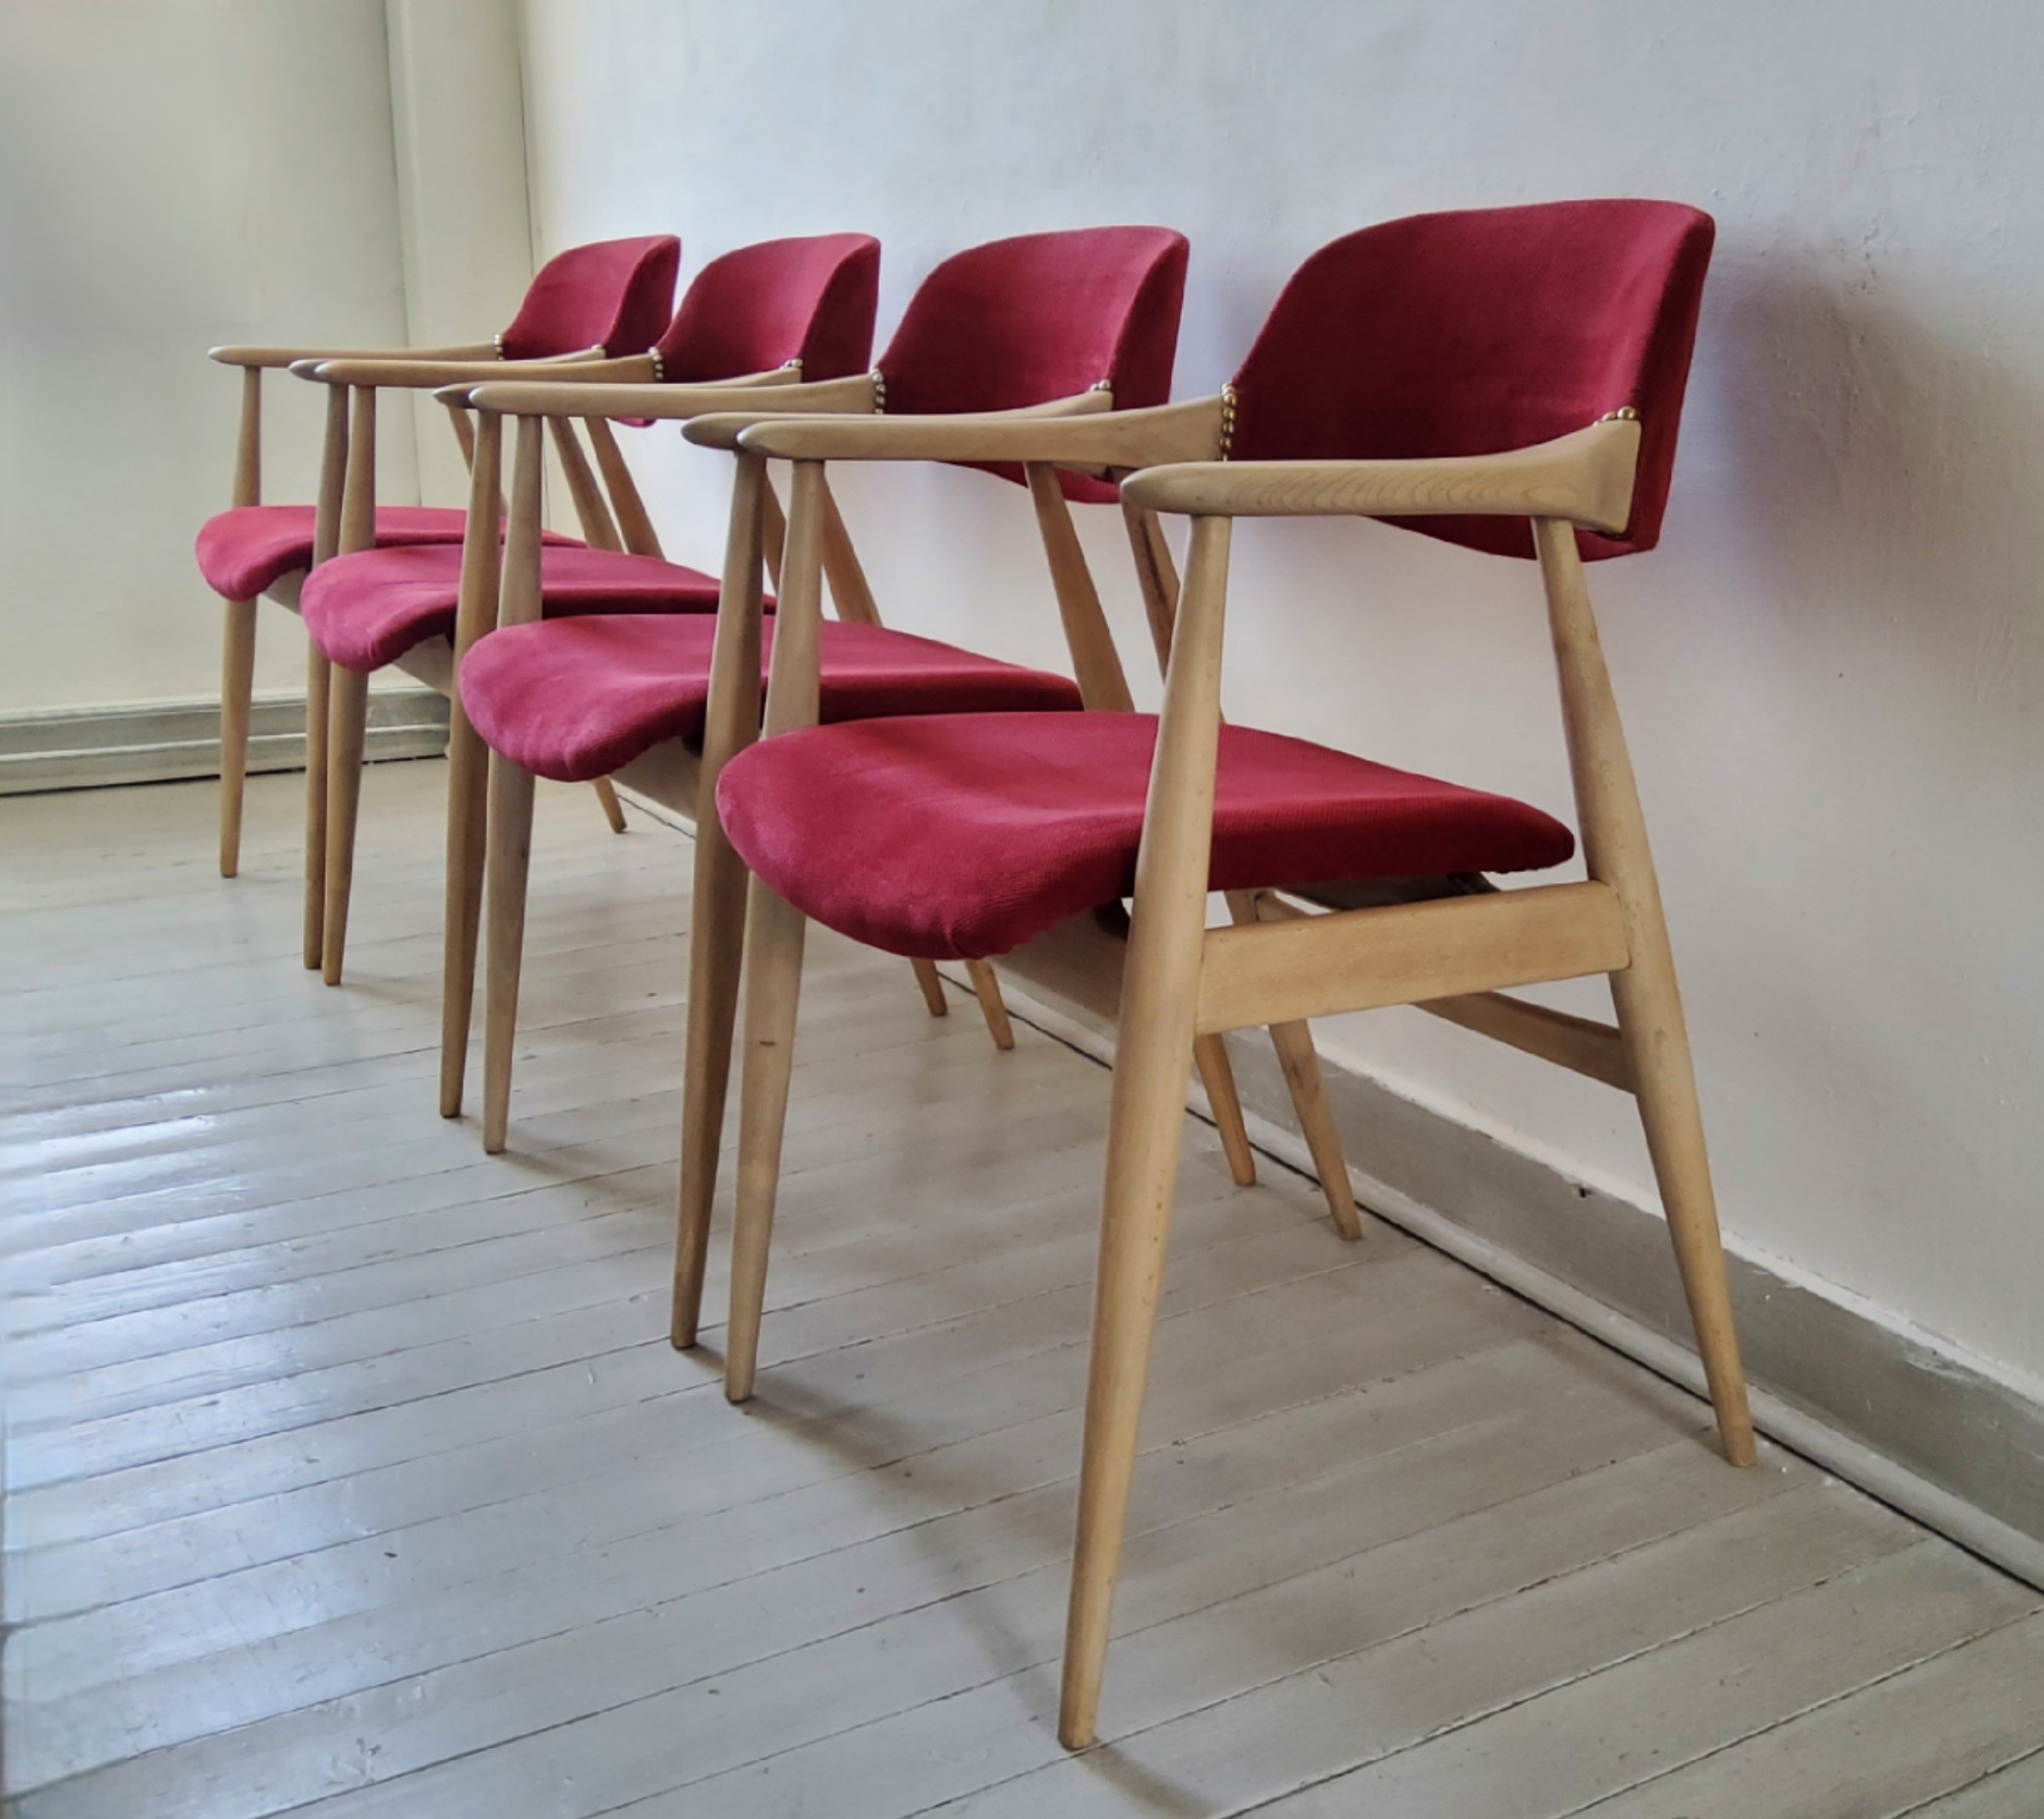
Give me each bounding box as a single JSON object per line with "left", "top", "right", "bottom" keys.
{"left": 1534, "top": 516, "right": 1756, "bottom": 1465}
{"left": 1026, "top": 463, "right": 1136, "bottom": 712}
{"left": 910, "top": 961, "right": 951, "bottom": 1018}
{"left": 438, "top": 411, "right": 506, "bottom": 1119}
{"left": 584, "top": 417, "right": 663, "bottom": 558}
{"left": 300, "top": 384, "right": 352, "bottom": 971}
{"left": 1191, "top": 1035, "right": 1257, "bottom": 1185}
{"left": 444, "top": 400, "right": 476, "bottom": 470}
{"left": 476, "top": 420, "right": 551, "bottom": 1155}
{"left": 217, "top": 369, "right": 265, "bottom": 878}
{"left": 734, "top": 394, "right": 1222, "bottom": 469}
{"left": 722, "top": 461, "right": 830, "bottom": 1399}
{"left": 545, "top": 417, "right": 621, "bottom": 551}
{"left": 302, "top": 347, "right": 611, "bottom": 389}
{"left": 817, "top": 475, "right": 881, "bottom": 627}
{"left": 759, "top": 471, "right": 787, "bottom": 592}
{"left": 1062, "top": 513, "right": 1235, "bottom": 1750}
{"left": 671, "top": 454, "right": 773, "bottom": 1348}
{"left": 965, "top": 962, "right": 1016, "bottom": 1049}
{"left": 1418, "top": 989, "right": 1635, "bottom": 1091}
{"left": 314, "top": 386, "right": 384, "bottom": 985}
{"left": 480, "top": 752, "right": 536, "bottom": 1157}
{"left": 1122, "top": 500, "right": 1355, "bottom": 1227}
{"left": 1194, "top": 882, "right": 1630, "bottom": 1035}
{"left": 209, "top": 339, "right": 499, "bottom": 369}
{"left": 590, "top": 778, "right": 628, "bottom": 834}
{"left": 477, "top": 370, "right": 854, "bottom": 425}
{"left": 1123, "top": 418, "right": 1641, "bottom": 526}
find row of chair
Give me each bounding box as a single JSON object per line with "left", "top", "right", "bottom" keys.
{"left": 198, "top": 202, "right": 1756, "bottom": 1749}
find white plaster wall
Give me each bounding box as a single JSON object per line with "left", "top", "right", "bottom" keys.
{"left": 0, "top": 0, "right": 416, "bottom": 714}
{"left": 516, "top": 0, "right": 2044, "bottom": 1390}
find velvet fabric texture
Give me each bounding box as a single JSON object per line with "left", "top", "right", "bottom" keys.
{"left": 656, "top": 235, "right": 880, "bottom": 384}
{"left": 497, "top": 235, "right": 680, "bottom": 359}
{"left": 715, "top": 714, "right": 1576, "bottom": 962}
{"left": 876, "top": 226, "right": 1189, "bottom": 502}
{"left": 1227, "top": 200, "right": 1713, "bottom": 559}
{"left": 193, "top": 505, "right": 578, "bottom": 602}
{"left": 300, "top": 544, "right": 728, "bottom": 674}
{"left": 461, "top": 615, "right": 1084, "bottom": 784}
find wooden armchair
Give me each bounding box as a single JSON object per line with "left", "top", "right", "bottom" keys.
{"left": 198, "top": 234, "right": 681, "bottom": 893}
{"left": 707, "top": 200, "right": 1755, "bottom": 1748}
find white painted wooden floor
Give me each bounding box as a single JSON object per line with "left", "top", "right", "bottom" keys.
{"left": 6, "top": 760, "right": 2044, "bottom": 1818}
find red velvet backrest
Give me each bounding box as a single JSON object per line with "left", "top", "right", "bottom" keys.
{"left": 655, "top": 234, "right": 880, "bottom": 383}
{"left": 497, "top": 235, "right": 682, "bottom": 360}
{"left": 878, "top": 226, "right": 1190, "bottom": 502}
{"left": 1228, "top": 201, "right": 1713, "bottom": 559}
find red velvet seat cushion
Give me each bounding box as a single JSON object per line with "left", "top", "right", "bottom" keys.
{"left": 301, "top": 545, "right": 723, "bottom": 674}
{"left": 460, "top": 615, "right": 1084, "bottom": 784}
{"left": 195, "top": 505, "right": 580, "bottom": 602}
{"left": 714, "top": 714, "right": 1577, "bottom": 962}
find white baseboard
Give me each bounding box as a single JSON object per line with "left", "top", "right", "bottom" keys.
{"left": 0, "top": 690, "right": 450, "bottom": 795}
{"left": 954, "top": 964, "right": 2044, "bottom": 1594}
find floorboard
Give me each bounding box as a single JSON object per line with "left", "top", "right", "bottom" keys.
{"left": 7, "top": 764, "right": 2041, "bottom": 1818}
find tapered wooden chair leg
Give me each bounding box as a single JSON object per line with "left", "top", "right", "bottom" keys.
{"left": 1060, "top": 1015, "right": 1200, "bottom": 1750}
{"left": 218, "top": 598, "right": 258, "bottom": 878}
{"left": 302, "top": 650, "right": 331, "bottom": 971}
{"left": 964, "top": 961, "right": 1016, "bottom": 1050}
{"left": 1611, "top": 941, "right": 1758, "bottom": 1466}
{"left": 909, "top": 958, "right": 950, "bottom": 1017}
{"left": 671, "top": 809, "right": 752, "bottom": 1349}
{"left": 592, "top": 776, "right": 627, "bottom": 833}
{"left": 1263, "top": 1020, "right": 1362, "bottom": 1237}
{"left": 723, "top": 879, "right": 809, "bottom": 1404}
{"left": 439, "top": 706, "right": 490, "bottom": 1118}
{"left": 1191, "top": 1034, "right": 1257, "bottom": 1186}
{"left": 320, "top": 664, "right": 371, "bottom": 986}
{"left": 480, "top": 753, "right": 537, "bottom": 1155}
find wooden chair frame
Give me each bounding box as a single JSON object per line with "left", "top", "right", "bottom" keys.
{"left": 435, "top": 369, "right": 1018, "bottom": 1156}
{"left": 719, "top": 401, "right": 1757, "bottom": 1749}
{"left": 684, "top": 394, "right": 1376, "bottom": 1390}
{"left": 204, "top": 338, "right": 625, "bottom": 900}
{"left": 284, "top": 348, "right": 762, "bottom": 984}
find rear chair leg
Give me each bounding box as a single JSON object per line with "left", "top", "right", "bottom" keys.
{"left": 1192, "top": 1035, "right": 1257, "bottom": 1186}
{"left": 910, "top": 958, "right": 950, "bottom": 1017}
{"left": 592, "top": 776, "right": 627, "bottom": 833}
{"left": 964, "top": 960, "right": 1016, "bottom": 1050}
{"left": 218, "top": 597, "right": 258, "bottom": 878}
{"left": 481, "top": 754, "right": 537, "bottom": 1154}
{"left": 1611, "top": 938, "right": 1758, "bottom": 1466}
{"left": 320, "top": 664, "right": 371, "bottom": 986}
{"left": 1227, "top": 891, "right": 1360, "bottom": 1235}
{"left": 723, "top": 879, "right": 809, "bottom": 1403}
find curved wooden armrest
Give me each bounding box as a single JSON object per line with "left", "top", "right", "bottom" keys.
{"left": 729, "top": 393, "right": 1226, "bottom": 470}
{"left": 1121, "top": 419, "right": 1641, "bottom": 533}
{"left": 210, "top": 341, "right": 500, "bottom": 370}
{"left": 456, "top": 363, "right": 813, "bottom": 416}
{"left": 292, "top": 346, "right": 617, "bottom": 389}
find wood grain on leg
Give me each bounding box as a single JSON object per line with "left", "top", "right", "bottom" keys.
{"left": 320, "top": 664, "right": 369, "bottom": 987}
{"left": 217, "top": 599, "right": 257, "bottom": 878}
{"left": 673, "top": 454, "right": 771, "bottom": 1349}
{"left": 966, "top": 962, "right": 1016, "bottom": 1050}
{"left": 1536, "top": 517, "right": 1755, "bottom": 1466}
{"left": 592, "top": 777, "right": 627, "bottom": 834}
{"left": 438, "top": 411, "right": 506, "bottom": 1119}
{"left": 1062, "top": 516, "right": 1232, "bottom": 1751}
{"left": 480, "top": 753, "right": 537, "bottom": 1156}
{"left": 1192, "top": 1034, "right": 1257, "bottom": 1186}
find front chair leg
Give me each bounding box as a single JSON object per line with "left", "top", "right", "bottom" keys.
{"left": 1191, "top": 1035, "right": 1257, "bottom": 1186}
{"left": 218, "top": 597, "right": 258, "bottom": 878}
{"left": 723, "top": 878, "right": 809, "bottom": 1404}
{"left": 438, "top": 706, "right": 491, "bottom": 1118}
{"left": 320, "top": 664, "right": 372, "bottom": 986}
{"left": 302, "top": 650, "right": 332, "bottom": 970}
{"left": 671, "top": 804, "right": 753, "bottom": 1349}
{"left": 909, "top": 958, "right": 950, "bottom": 1017}
{"left": 591, "top": 777, "right": 627, "bottom": 833}
{"left": 1611, "top": 939, "right": 1758, "bottom": 1466}
{"left": 480, "top": 752, "right": 538, "bottom": 1155}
